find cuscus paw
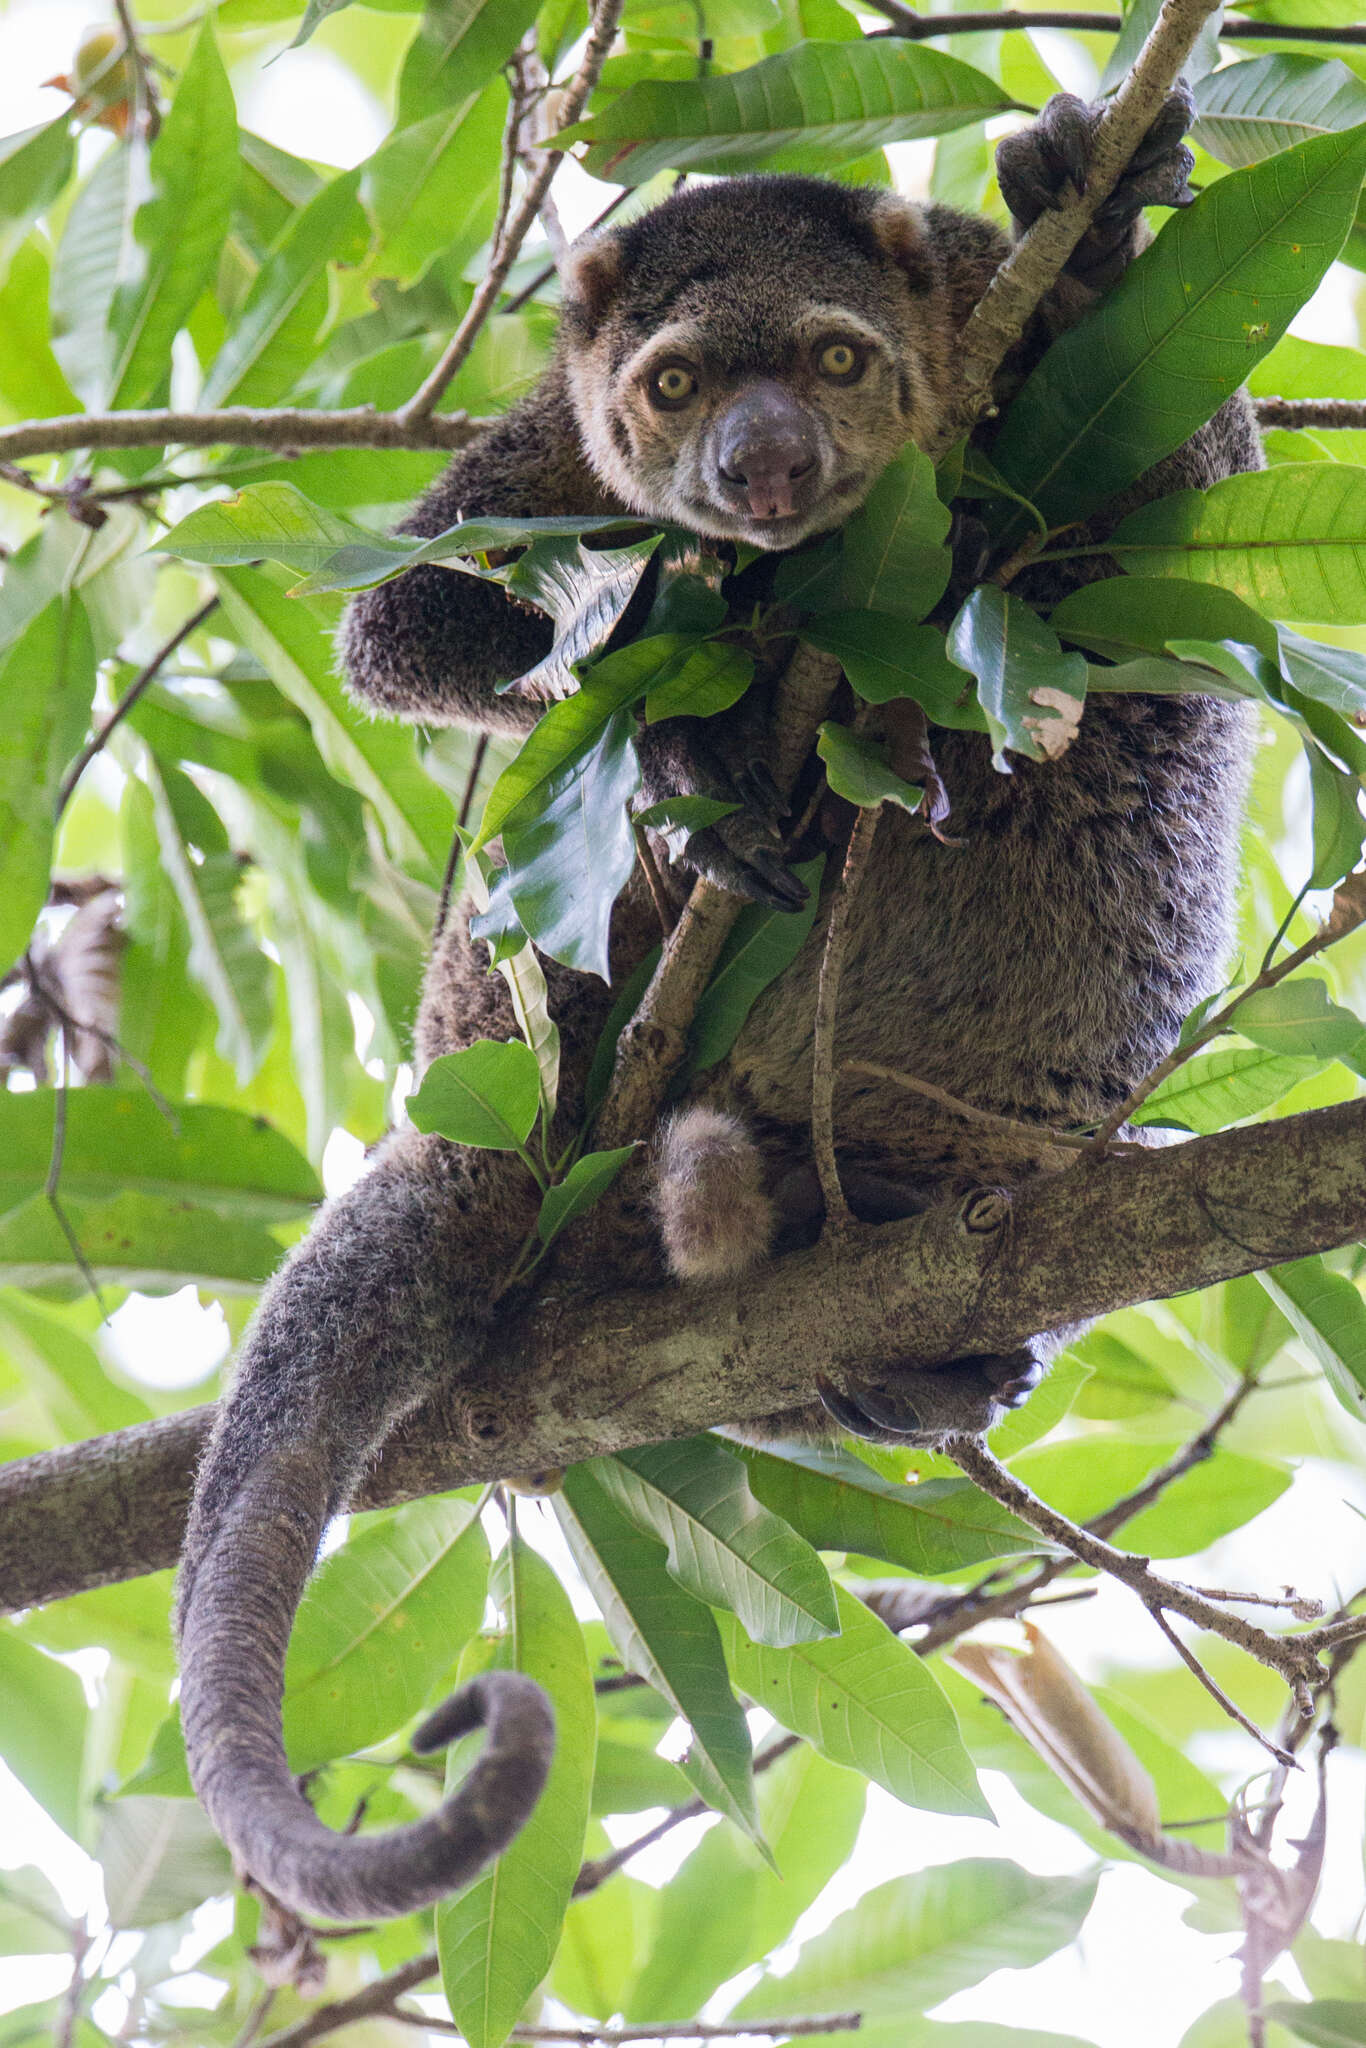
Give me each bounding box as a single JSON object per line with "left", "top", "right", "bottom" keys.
{"left": 816, "top": 1347, "right": 1044, "bottom": 1447}
{"left": 686, "top": 758, "right": 807, "bottom": 910}
{"left": 996, "top": 87, "right": 1196, "bottom": 279}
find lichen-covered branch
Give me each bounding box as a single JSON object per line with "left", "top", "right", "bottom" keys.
{"left": 4, "top": 1092, "right": 1365, "bottom": 1613}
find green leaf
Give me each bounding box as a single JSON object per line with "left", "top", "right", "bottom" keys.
{"left": 1234, "top": 977, "right": 1366, "bottom": 1061}
{"left": 472, "top": 660, "right": 656, "bottom": 855}
{"left": 438, "top": 1539, "right": 595, "bottom": 2048}
{"left": 107, "top": 24, "right": 238, "bottom": 411}
{"left": 735, "top": 1442, "right": 1041, "bottom": 1575}
{"left": 284, "top": 1495, "right": 490, "bottom": 1771}
{"left": 290, "top": 514, "right": 645, "bottom": 599}
{"left": 947, "top": 586, "right": 1087, "bottom": 772}
{"left": 1009, "top": 1438, "right": 1291, "bottom": 1554}
{"left": 590, "top": 1738, "right": 688, "bottom": 1814}
{"left": 50, "top": 136, "right": 147, "bottom": 409}
{"left": 0, "top": 1632, "right": 87, "bottom": 1838}
{"left": 1280, "top": 628, "right": 1366, "bottom": 725}
{"left": 836, "top": 444, "right": 953, "bottom": 622}
{"left": 0, "top": 1868, "right": 70, "bottom": 1956}
{"left": 1194, "top": 55, "right": 1366, "bottom": 167}
{"left": 407, "top": 1040, "right": 542, "bottom": 1151}
{"left": 685, "top": 854, "right": 827, "bottom": 1073}
{"left": 1308, "top": 743, "right": 1366, "bottom": 889}
{"left": 145, "top": 756, "right": 272, "bottom": 1086}
{"left": 989, "top": 124, "right": 1366, "bottom": 531}
{"left": 556, "top": 40, "right": 1018, "bottom": 182}
{"left": 537, "top": 1146, "right": 637, "bottom": 1247}
{"left": 0, "top": 1291, "right": 152, "bottom": 1438}
{"left": 1259, "top": 1255, "right": 1366, "bottom": 1422}
{"left": 589, "top": 1435, "right": 839, "bottom": 1646}
{"left": 817, "top": 721, "right": 923, "bottom": 811}
{"left": 644, "top": 640, "right": 755, "bottom": 723}
{"left": 156, "top": 483, "right": 377, "bottom": 571}
{"left": 1249, "top": 334, "right": 1366, "bottom": 402}
{"left": 501, "top": 707, "right": 641, "bottom": 978}
{"left": 362, "top": 89, "right": 505, "bottom": 285}
{"left": 503, "top": 535, "right": 663, "bottom": 704}
{"left": 0, "top": 594, "right": 96, "bottom": 975}
{"left": 0, "top": 1090, "right": 319, "bottom": 1220}
{"left": 634, "top": 794, "right": 741, "bottom": 834}
{"left": 0, "top": 119, "right": 75, "bottom": 268}
{"left": 556, "top": 1465, "right": 761, "bottom": 1842}
{"left": 202, "top": 169, "right": 367, "bottom": 409}
{"left": 1108, "top": 465, "right": 1366, "bottom": 625}
{"left": 717, "top": 1585, "right": 989, "bottom": 1819}
{"left": 97, "top": 1797, "right": 232, "bottom": 1927}
{"left": 1133, "top": 1045, "right": 1323, "bottom": 1132}
{"left": 0, "top": 1189, "right": 287, "bottom": 1295}
{"left": 214, "top": 566, "right": 452, "bottom": 869}
{"left": 1049, "top": 573, "right": 1281, "bottom": 664}
{"left": 467, "top": 850, "right": 561, "bottom": 1129}
{"left": 625, "top": 1742, "right": 866, "bottom": 2023}
{"left": 1269, "top": 2003, "right": 1366, "bottom": 2047}
{"left": 801, "top": 613, "right": 986, "bottom": 728}
{"left": 399, "top": 0, "right": 544, "bottom": 125}
{"left": 735, "top": 1861, "right": 1097, "bottom": 2021}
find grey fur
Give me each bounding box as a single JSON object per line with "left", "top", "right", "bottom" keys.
{"left": 181, "top": 94, "right": 1262, "bottom": 1921}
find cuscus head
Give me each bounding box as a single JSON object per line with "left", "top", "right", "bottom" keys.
{"left": 559, "top": 175, "right": 948, "bottom": 551}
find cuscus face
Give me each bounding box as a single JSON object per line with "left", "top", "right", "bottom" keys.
{"left": 560, "top": 175, "right": 949, "bottom": 551}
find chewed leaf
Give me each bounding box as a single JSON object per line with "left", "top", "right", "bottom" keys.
{"left": 946, "top": 585, "right": 1087, "bottom": 772}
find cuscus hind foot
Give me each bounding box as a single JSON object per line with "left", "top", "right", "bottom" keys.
{"left": 634, "top": 722, "right": 808, "bottom": 911}
{"left": 816, "top": 1346, "right": 1044, "bottom": 1448}
{"left": 996, "top": 86, "right": 1196, "bottom": 285}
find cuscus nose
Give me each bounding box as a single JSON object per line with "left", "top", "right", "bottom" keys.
{"left": 714, "top": 381, "right": 819, "bottom": 521}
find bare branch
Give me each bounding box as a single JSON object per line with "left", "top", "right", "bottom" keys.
{"left": 812, "top": 799, "right": 881, "bottom": 1227}
{"left": 0, "top": 407, "right": 484, "bottom": 466}
{"left": 5, "top": 1093, "right": 1366, "bottom": 1611}
{"left": 1254, "top": 398, "right": 1366, "bottom": 432}
{"left": 862, "top": 2, "right": 1366, "bottom": 45}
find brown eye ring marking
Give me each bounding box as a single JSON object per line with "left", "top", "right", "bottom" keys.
{"left": 815, "top": 337, "right": 866, "bottom": 383}
{"left": 647, "top": 359, "right": 701, "bottom": 411}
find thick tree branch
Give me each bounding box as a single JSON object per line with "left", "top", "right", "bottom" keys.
{"left": 3, "top": 1093, "right": 1364, "bottom": 1613}
{"left": 0, "top": 408, "right": 484, "bottom": 466}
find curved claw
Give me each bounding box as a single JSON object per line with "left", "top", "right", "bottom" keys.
{"left": 816, "top": 1374, "right": 908, "bottom": 1441}
{"left": 685, "top": 822, "right": 809, "bottom": 910}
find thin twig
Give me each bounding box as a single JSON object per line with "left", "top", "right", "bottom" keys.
{"left": 394, "top": 2021, "right": 863, "bottom": 2042}
{"left": 841, "top": 1059, "right": 1144, "bottom": 1154}
{"left": 504, "top": 189, "right": 635, "bottom": 314}
{"left": 862, "top": 0, "right": 1366, "bottom": 43}
{"left": 54, "top": 594, "right": 219, "bottom": 821}
{"left": 812, "top": 800, "right": 881, "bottom": 1229}
{"left": 575, "top": 1733, "right": 799, "bottom": 1895}
{"left": 111, "top": 0, "right": 161, "bottom": 138}
{"left": 1253, "top": 398, "right": 1366, "bottom": 431}
{"left": 400, "top": 0, "right": 627, "bottom": 423}
{"left": 1147, "top": 1605, "right": 1294, "bottom": 1764}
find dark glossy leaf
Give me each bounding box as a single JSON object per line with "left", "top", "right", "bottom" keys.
{"left": 990, "top": 125, "right": 1366, "bottom": 531}
{"left": 1049, "top": 574, "right": 1281, "bottom": 664}
{"left": 644, "top": 640, "right": 755, "bottom": 723}
{"left": 947, "top": 586, "right": 1087, "bottom": 772}
{"left": 503, "top": 534, "right": 664, "bottom": 702}
{"left": 408, "top": 1039, "right": 542, "bottom": 1150}
{"left": 590, "top": 1435, "right": 839, "bottom": 1645}
{"left": 817, "top": 721, "right": 923, "bottom": 810}
{"left": 837, "top": 444, "right": 953, "bottom": 622}
{"left": 556, "top": 40, "right": 1017, "bottom": 182}
{"left": 685, "top": 854, "right": 827, "bottom": 1072}
{"left": 502, "top": 706, "right": 641, "bottom": 977}
{"left": 802, "top": 612, "right": 987, "bottom": 728}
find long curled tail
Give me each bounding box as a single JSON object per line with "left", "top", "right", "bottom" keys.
{"left": 176, "top": 1132, "right": 555, "bottom": 1922}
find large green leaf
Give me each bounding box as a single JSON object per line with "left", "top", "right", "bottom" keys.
{"left": 0, "top": 594, "right": 96, "bottom": 976}
{"left": 625, "top": 1742, "right": 866, "bottom": 2023}
{"left": 97, "top": 1797, "right": 232, "bottom": 1927}
{"left": 1010, "top": 1437, "right": 1291, "bottom": 1553}
{"left": 817, "top": 722, "right": 924, "bottom": 810}
{"left": 0, "top": 119, "right": 75, "bottom": 272}
{"left": 1195, "top": 55, "right": 1366, "bottom": 168}
{"left": 399, "top": 0, "right": 544, "bottom": 124}
{"left": 0, "top": 1291, "right": 152, "bottom": 1439}
{"left": 588, "top": 1435, "right": 839, "bottom": 1646}
{"left": 736, "top": 1442, "right": 1040, "bottom": 1575}
{"left": 407, "top": 1040, "right": 543, "bottom": 1152}
{"left": 501, "top": 707, "right": 641, "bottom": 978}
{"left": 50, "top": 136, "right": 147, "bottom": 409}
{"left": 438, "top": 1539, "right": 595, "bottom": 2048}
{"left": 556, "top": 40, "right": 1018, "bottom": 182}
{"left": 556, "top": 1465, "right": 761, "bottom": 1842}
{"left": 802, "top": 612, "right": 987, "bottom": 728}
{"left": 1269, "top": 2002, "right": 1366, "bottom": 2046}
{"left": 1134, "top": 1044, "right": 1324, "bottom": 1132}
{"left": 1259, "top": 1255, "right": 1366, "bottom": 1422}
{"left": 1049, "top": 573, "right": 1281, "bottom": 665}
{"left": 107, "top": 24, "right": 238, "bottom": 411}
{"left": 989, "top": 124, "right": 1366, "bottom": 530}
{"left": 718, "top": 1585, "right": 988, "bottom": 1819}
{"left": 362, "top": 89, "right": 505, "bottom": 285}
{"left": 1234, "top": 976, "right": 1366, "bottom": 1062}
{"left": 500, "top": 535, "right": 663, "bottom": 704}
{"left": 836, "top": 443, "right": 953, "bottom": 622}
{"left": 1107, "top": 465, "right": 1366, "bottom": 625}
{"left": 0, "top": 1189, "right": 286, "bottom": 1295}
{"left": 0, "top": 1090, "right": 318, "bottom": 1221}
{"left": 0, "top": 1632, "right": 88, "bottom": 1839}
{"left": 155, "top": 483, "right": 377, "bottom": 572}
{"left": 201, "top": 169, "right": 367, "bottom": 409}
{"left": 283, "top": 1495, "right": 490, "bottom": 1771}
{"left": 734, "top": 1860, "right": 1098, "bottom": 2021}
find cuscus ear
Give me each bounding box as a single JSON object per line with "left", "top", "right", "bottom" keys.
{"left": 562, "top": 232, "right": 626, "bottom": 327}
{"left": 864, "top": 193, "right": 937, "bottom": 295}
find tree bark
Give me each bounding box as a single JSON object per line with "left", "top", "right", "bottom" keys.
{"left": 3, "top": 1093, "right": 1363, "bottom": 1614}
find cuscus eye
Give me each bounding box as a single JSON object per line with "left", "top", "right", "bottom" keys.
{"left": 648, "top": 361, "right": 700, "bottom": 410}
{"left": 816, "top": 338, "right": 865, "bottom": 382}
